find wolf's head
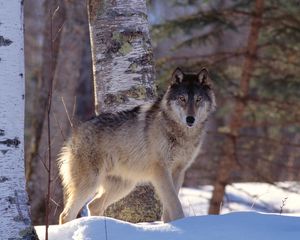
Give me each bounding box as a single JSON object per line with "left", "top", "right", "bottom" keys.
{"left": 163, "top": 67, "right": 216, "bottom": 128}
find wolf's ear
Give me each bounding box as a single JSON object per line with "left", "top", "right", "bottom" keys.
{"left": 171, "top": 67, "right": 184, "bottom": 84}
{"left": 197, "top": 68, "right": 211, "bottom": 87}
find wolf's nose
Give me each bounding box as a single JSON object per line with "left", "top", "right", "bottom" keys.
{"left": 186, "top": 116, "right": 195, "bottom": 126}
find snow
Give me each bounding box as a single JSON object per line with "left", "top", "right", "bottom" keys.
{"left": 35, "top": 182, "right": 300, "bottom": 240}
{"left": 35, "top": 213, "right": 300, "bottom": 240}
{"left": 180, "top": 182, "right": 300, "bottom": 216}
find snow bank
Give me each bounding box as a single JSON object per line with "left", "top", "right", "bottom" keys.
{"left": 35, "top": 212, "right": 300, "bottom": 240}
{"left": 35, "top": 183, "right": 300, "bottom": 240}
{"left": 180, "top": 183, "right": 300, "bottom": 216}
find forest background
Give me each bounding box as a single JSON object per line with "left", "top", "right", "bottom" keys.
{"left": 24, "top": 0, "right": 300, "bottom": 225}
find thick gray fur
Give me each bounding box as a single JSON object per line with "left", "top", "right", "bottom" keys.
{"left": 58, "top": 68, "right": 216, "bottom": 224}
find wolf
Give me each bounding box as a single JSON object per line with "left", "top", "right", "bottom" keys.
{"left": 58, "top": 67, "right": 216, "bottom": 224}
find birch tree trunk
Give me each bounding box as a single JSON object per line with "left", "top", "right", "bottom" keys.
{"left": 0, "top": 1, "right": 38, "bottom": 239}
{"left": 208, "top": 0, "right": 264, "bottom": 214}
{"left": 87, "top": 0, "right": 161, "bottom": 222}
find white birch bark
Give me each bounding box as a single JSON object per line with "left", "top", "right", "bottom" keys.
{"left": 87, "top": 0, "right": 161, "bottom": 222}
{"left": 0, "top": 0, "right": 37, "bottom": 239}
{"left": 88, "top": 0, "right": 156, "bottom": 113}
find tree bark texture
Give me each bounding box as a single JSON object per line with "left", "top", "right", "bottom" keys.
{"left": 88, "top": 0, "right": 156, "bottom": 113}
{"left": 87, "top": 0, "right": 161, "bottom": 222}
{"left": 0, "top": 1, "right": 38, "bottom": 239}
{"left": 28, "top": 0, "right": 93, "bottom": 224}
{"left": 208, "top": 0, "right": 265, "bottom": 215}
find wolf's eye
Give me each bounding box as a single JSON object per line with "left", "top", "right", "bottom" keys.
{"left": 178, "top": 95, "right": 186, "bottom": 103}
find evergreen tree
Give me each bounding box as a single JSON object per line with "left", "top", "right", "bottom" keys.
{"left": 151, "top": 0, "right": 300, "bottom": 214}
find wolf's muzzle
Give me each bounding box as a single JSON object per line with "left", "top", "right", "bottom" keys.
{"left": 186, "top": 116, "right": 195, "bottom": 126}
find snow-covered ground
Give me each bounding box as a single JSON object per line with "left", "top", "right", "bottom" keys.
{"left": 180, "top": 182, "right": 300, "bottom": 216}
{"left": 35, "top": 182, "right": 300, "bottom": 240}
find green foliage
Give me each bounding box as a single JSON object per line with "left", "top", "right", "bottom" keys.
{"left": 151, "top": 8, "right": 237, "bottom": 42}
{"left": 152, "top": 0, "right": 300, "bottom": 122}
{"left": 150, "top": 0, "right": 300, "bottom": 181}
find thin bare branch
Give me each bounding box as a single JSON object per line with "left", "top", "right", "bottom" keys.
{"left": 52, "top": 22, "right": 65, "bottom": 43}
{"left": 52, "top": 111, "right": 66, "bottom": 141}
{"left": 45, "top": 1, "right": 55, "bottom": 239}
{"left": 72, "top": 96, "right": 77, "bottom": 120}
{"left": 61, "top": 96, "right": 73, "bottom": 128}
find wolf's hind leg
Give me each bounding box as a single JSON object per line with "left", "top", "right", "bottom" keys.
{"left": 59, "top": 183, "right": 98, "bottom": 224}
{"left": 87, "top": 176, "right": 135, "bottom": 216}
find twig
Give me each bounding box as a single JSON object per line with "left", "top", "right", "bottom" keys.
{"left": 52, "top": 5, "right": 60, "bottom": 18}
{"left": 52, "top": 111, "right": 66, "bottom": 140}
{"left": 189, "top": 199, "right": 197, "bottom": 216}
{"left": 45, "top": 1, "right": 55, "bottom": 239}
{"left": 61, "top": 96, "right": 73, "bottom": 128}
{"left": 52, "top": 22, "right": 65, "bottom": 43}
{"left": 184, "top": 195, "right": 196, "bottom": 216}
{"left": 230, "top": 184, "right": 278, "bottom": 212}
{"left": 39, "top": 155, "right": 49, "bottom": 173}
{"left": 50, "top": 198, "right": 61, "bottom": 217}
{"left": 280, "top": 197, "right": 288, "bottom": 215}
{"left": 72, "top": 96, "right": 77, "bottom": 121}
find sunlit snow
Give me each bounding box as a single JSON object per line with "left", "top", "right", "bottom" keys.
{"left": 35, "top": 182, "right": 300, "bottom": 240}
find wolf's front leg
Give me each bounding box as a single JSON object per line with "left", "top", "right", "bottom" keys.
{"left": 151, "top": 165, "right": 184, "bottom": 222}
{"left": 162, "top": 168, "right": 186, "bottom": 221}
{"left": 172, "top": 167, "right": 186, "bottom": 194}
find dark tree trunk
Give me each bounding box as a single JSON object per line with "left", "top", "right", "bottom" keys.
{"left": 208, "top": 0, "right": 265, "bottom": 215}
